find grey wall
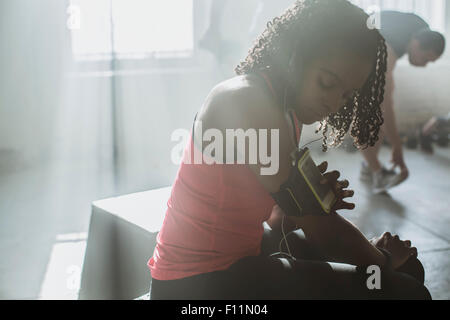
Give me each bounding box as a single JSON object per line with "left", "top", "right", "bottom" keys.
{"left": 0, "top": 0, "right": 67, "bottom": 165}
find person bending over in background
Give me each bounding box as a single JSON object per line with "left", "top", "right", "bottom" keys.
{"left": 360, "top": 10, "right": 446, "bottom": 193}
{"left": 148, "top": 0, "right": 431, "bottom": 300}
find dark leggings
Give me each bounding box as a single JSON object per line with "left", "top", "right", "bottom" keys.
{"left": 150, "top": 228, "right": 431, "bottom": 300}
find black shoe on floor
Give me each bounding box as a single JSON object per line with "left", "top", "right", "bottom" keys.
{"left": 419, "top": 130, "right": 434, "bottom": 154}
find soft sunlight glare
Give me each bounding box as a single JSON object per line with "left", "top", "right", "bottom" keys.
{"left": 71, "top": 0, "right": 194, "bottom": 58}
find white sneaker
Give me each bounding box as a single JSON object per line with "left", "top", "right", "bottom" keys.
{"left": 372, "top": 168, "right": 401, "bottom": 194}
{"left": 385, "top": 167, "right": 408, "bottom": 188}
{"left": 360, "top": 162, "right": 373, "bottom": 183}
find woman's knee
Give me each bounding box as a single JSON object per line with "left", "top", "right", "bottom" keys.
{"left": 383, "top": 271, "right": 431, "bottom": 300}
{"left": 396, "top": 257, "right": 425, "bottom": 284}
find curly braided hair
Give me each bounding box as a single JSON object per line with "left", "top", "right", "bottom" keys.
{"left": 235, "top": 0, "right": 387, "bottom": 151}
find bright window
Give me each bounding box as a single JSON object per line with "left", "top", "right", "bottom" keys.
{"left": 69, "top": 0, "right": 194, "bottom": 59}
{"left": 350, "top": 0, "right": 446, "bottom": 32}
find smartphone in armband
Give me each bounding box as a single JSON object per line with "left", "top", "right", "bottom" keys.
{"left": 296, "top": 148, "right": 337, "bottom": 214}
{"left": 291, "top": 148, "right": 337, "bottom": 215}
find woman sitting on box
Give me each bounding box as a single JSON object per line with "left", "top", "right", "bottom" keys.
{"left": 148, "top": 0, "right": 431, "bottom": 300}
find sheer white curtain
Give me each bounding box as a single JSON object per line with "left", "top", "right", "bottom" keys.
{"left": 0, "top": 0, "right": 118, "bottom": 299}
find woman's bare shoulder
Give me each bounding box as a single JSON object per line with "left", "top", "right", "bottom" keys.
{"left": 198, "top": 74, "right": 283, "bottom": 131}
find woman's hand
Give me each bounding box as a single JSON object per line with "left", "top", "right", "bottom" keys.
{"left": 391, "top": 146, "right": 409, "bottom": 179}
{"left": 318, "top": 161, "right": 355, "bottom": 212}
{"left": 371, "top": 232, "right": 417, "bottom": 269}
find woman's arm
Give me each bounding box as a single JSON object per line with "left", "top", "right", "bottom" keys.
{"left": 288, "top": 213, "right": 387, "bottom": 267}
{"left": 379, "top": 44, "right": 399, "bottom": 146}
{"left": 266, "top": 205, "right": 298, "bottom": 233}
{"left": 381, "top": 45, "right": 409, "bottom": 176}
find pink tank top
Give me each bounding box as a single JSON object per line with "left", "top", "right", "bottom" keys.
{"left": 148, "top": 72, "right": 301, "bottom": 280}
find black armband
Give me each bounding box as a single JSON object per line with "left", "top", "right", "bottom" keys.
{"left": 270, "top": 148, "right": 336, "bottom": 218}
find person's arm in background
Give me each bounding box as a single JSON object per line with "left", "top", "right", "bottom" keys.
{"left": 199, "top": 0, "right": 229, "bottom": 54}
{"left": 206, "top": 0, "right": 229, "bottom": 33}
{"left": 380, "top": 45, "right": 409, "bottom": 178}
